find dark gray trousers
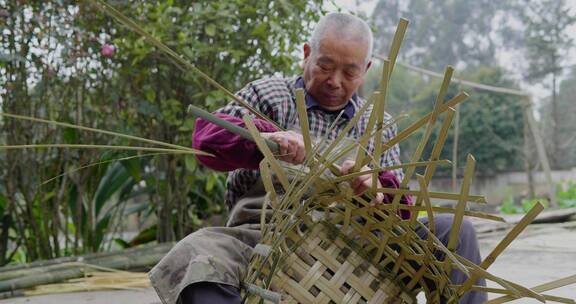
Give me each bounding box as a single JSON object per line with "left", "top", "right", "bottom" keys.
{"left": 179, "top": 214, "right": 487, "bottom": 304}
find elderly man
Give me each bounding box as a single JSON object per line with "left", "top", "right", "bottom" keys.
{"left": 150, "top": 13, "right": 487, "bottom": 304}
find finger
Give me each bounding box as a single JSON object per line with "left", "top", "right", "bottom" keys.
{"left": 275, "top": 136, "right": 290, "bottom": 160}
{"left": 294, "top": 142, "right": 306, "bottom": 164}
{"left": 375, "top": 193, "right": 384, "bottom": 204}
{"left": 352, "top": 175, "right": 369, "bottom": 190}
{"left": 341, "top": 160, "right": 355, "bottom": 175}
{"left": 287, "top": 137, "right": 300, "bottom": 163}
{"left": 353, "top": 179, "right": 369, "bottom": 196}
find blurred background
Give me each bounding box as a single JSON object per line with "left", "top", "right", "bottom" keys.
{"left": 0, "top": 0, "right": 574, "bottom": 266}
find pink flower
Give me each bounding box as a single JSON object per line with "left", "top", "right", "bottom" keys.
{"left": 101, "top": 44, "right": 115, "bottom": 58}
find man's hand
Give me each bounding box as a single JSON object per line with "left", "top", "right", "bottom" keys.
{"left": 261, "top": 131, "right": 306, "bottom": 165}
{"left": 340, "top": 160, "right": 384, "bottom": 206}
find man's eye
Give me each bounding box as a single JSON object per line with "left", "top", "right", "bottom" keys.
{"left": 318, "top": 64, "right": 332, "bottom": 71}
{"left": 346, "top": 70, "right": 361, "bottom": 78}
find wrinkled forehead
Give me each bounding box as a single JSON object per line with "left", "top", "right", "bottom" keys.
{"left": 314, "top": 31, "right": 370, "bottom": 67}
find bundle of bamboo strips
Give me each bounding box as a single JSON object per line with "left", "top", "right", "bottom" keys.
{"left": 24, "top": 271, "right": 150, "bottom": 297}
{"left": 0, "top": 243, "right": 172, "bottom": 299}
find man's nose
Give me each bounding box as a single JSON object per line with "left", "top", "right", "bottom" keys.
{"left": 326, "top": 71, "right": 343, "bottom": 89}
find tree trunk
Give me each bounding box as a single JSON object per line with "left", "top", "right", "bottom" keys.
{"left": 523, "top": 113, "right": 536, "bottom": 199}
{"left": 551, "top": 72, "right": 559, "bottom": 169}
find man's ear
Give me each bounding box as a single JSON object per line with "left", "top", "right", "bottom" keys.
{"left": 303, "top": 43, "right": 311, "bottom": 61}
{"left": 364, "top": 60, "right": 372, "bottom": 73}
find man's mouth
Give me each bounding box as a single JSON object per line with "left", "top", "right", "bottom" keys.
{"left": 324, "top": 92, "right": 342, "bottom": 100}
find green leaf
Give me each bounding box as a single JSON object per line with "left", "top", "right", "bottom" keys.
{"left": 121, "top": 156, "right": 142, "bottom": 183}
{"left": 0, "top": 192, "right": 6, "bottom": 215}
{"left": 251, "top": 23, "right": 267, "bottom": 36}
{"left": 93, "top": 162, "right": 133, "bottom": 217}
{"left": 205, "top": 24, "right": 216, "bottom": 36}
{"left": 205, "top": 172, "right": 216, "bottom": 192}
{"left": 145, "top": 89, "right": 156, "bottom": 102}
{"left": 179, "top": 118, "right": 196, "bottom": 132}
{"left": 63, "top": 127, "right": 78, "bottom": 144}
{"left": 185, "top": 155, "right": 197, "bottom": 172}
{"left": 113, "top": 238, "right": 130, "bottom": 249}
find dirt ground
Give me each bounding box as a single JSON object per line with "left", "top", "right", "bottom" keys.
{"left": 0, "top": 220, "right": 574, "bottom": 304}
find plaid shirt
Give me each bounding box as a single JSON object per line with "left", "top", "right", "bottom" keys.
{"left": 216, "top": 76, "right": 403, "bottom": 209}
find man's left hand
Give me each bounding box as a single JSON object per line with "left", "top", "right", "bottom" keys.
{"left": 340, "top": 160, "right": 384, "bottom": 206}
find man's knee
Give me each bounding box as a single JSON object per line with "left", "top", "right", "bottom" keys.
{"left": 459, "top": 218, "right": 477, "bottom": 241}
{"left": 179, "top": 282, "right": 241, "bottom": 304}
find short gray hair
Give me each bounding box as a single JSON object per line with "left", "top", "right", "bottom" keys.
{"left": 309, "top": 13, "right": 373, "bottom": 65}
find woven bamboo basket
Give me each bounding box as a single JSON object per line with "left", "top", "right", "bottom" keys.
{"left": 245, "top": 215, "right": 418, "bottom": 304}
{"left": 241, "top": 181, "right": 461, "bottom": 304}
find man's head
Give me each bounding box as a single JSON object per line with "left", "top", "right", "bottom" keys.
{"left": 302, "top": 13, "right": 373, "bottom": 111}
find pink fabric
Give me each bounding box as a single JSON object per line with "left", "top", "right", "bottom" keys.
{"left": 192, "top": 112, "right": 412, "bottom": 218}
{"left": 192, "top": 113, "right": 278, "bottom": 171}
{"left": 379, "top": 170, "right": 413, "bottom": 219}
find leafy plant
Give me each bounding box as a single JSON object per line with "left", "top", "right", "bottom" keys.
{"left": 499, "top": 196, "right": 523, "bottom": 214}
{"left": 520, "top": 198, "right": 548, "bottom": 213}
{"left": 558, "top": 180, "right": 576, "bottom": 208}
{"left": 0, "top": 0, "right": 325, "bottom": 263}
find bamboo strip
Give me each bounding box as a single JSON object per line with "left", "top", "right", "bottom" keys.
{"left": 447, "top": 155, "right": 475, "bottom": 252}
{"left": 0, "top": 112, "right": 200, "bottom": 153}
{"left": 457, "top": 202, "right": 545, "bottom": 296}
{"left": 372, "top": 62, "right": 390, "bottom": 189}
{"left": 453, "top": 255, "right": 546, "bottom": 302}
{"left": 417, "top": 175, "right": 435, "bottom": 235}
{"left": 344, "top": 200, "right": 502, "bottom": 222}
{"left": 0, "top": 144, "right": 210, "bottom": 156}
{"left": 243, "top": 115, "right": 290, "bottom": 191}
{"left": 354, "top": 92, "right": 381, "bottom": 172}
{"left": 391, "top": 67, "right": 455, "bottom": 212}
{"left": 41, "top": 152, "right": 167, "bottom": 185}
{"left": 376, "top": 188, "right": 485, "bottom": 204}
{"left": 409, "top": 108, "right": 455, "bottom": 226}
{"left": 377, "top": 92, "right": 468, "bottom": 156}
{"left": 333, "top": 159, "right": 451, "bottom": 183}
{"left": 295, "top": 89, "right": 313, "bottom": 162}
{"left": 384, "top": 18, "right": 409, "bottom": 80}
{"left": 484, "top": 274, "right": 576, "bottom": 304}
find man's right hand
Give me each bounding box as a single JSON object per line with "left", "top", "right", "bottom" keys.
{"left": 261, "top": 131, "right": 306, "bottom": 165}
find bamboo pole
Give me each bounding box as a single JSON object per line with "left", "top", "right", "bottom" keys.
{"left": 523, "top": 97, "right": 557, "bottom": 207}
{"left": 187, "top": 104, "right": 279, "bottom": 153}
{"left": 0, "top": 242, "right": 173, "bottom": 273}
{"left": 0, "top": 247, "right": 170, "bottom": 292}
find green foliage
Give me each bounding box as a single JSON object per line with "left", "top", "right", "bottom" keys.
{"left": 558, "top": 180, "right": 576, "bottom": 208}
{"left": 500, "top": 196, "right": 523, "bottom": 215}
{"left": 514, "top": 0, "right": 576, "bottom": 169}
{"left": 519, "top": 0, "right": 576, "bottom": 82}
{"left": 371, "top": 0, "right": 513, "bottom": 70}
{"left": 520, "top": 198, "right": 548, "bottom": 213}
{"left": 0, "top": 0, "right": 325, "bottom": 263}
{"left": 499, "top": 197, "right": 548, "bottom": 215}
{"left": 499, "top": 181, "right": 576, "bottom": 215}
{"left": 364, "top": 64, "right": 525, "bottom": 175}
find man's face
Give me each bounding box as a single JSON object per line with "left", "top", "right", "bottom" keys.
{"left": 302, "top": 32, "right": 371, "bottom": 111}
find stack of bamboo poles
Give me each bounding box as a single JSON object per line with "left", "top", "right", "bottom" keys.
{"left": 238, "top": 19, "right": 576, "bottom": 304}
{"left": 0, "top": 243, "right": 172, "bottom": 299}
